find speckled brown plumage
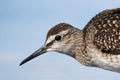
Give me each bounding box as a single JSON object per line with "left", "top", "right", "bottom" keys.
{"left": 84, "top": 8, "right": 120, "bottom": 54}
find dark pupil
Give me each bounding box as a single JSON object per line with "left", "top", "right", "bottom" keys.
{"left": 55, "top": 35, "right": 61, "bottom": 41}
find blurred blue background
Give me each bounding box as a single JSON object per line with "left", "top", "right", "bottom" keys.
{"left": 0, "top": 0, "right": 120, "bottom": 80}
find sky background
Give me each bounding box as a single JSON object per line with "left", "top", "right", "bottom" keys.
{"left": 0, "top": 0, "right": 120, "bottom": 80}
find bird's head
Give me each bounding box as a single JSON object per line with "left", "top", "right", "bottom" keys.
{"left": 20, "top": 23, "right": 81, "bottom": 65}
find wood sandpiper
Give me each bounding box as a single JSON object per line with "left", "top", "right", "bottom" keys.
{"left": 20, "top": 8, "right": 120, "bottom": 73}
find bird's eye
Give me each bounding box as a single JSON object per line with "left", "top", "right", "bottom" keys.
{"left": 55, "top": 35, "right": 62, "bottom": 41}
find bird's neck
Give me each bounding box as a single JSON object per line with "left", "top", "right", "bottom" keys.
{"left": 69, "top": 30, "right": 92, "bottom": 66}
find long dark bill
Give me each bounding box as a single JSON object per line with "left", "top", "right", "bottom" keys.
{"left": 20, "top": 47, "right": 47, "bottom": 66}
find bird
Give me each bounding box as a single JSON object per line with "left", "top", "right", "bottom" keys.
{"left": 20, "top": 8, "right": 120, "bottom": 73}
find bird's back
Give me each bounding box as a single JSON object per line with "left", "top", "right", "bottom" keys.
{"left": 83, "top": 8, "right": 120, "bottom": 55}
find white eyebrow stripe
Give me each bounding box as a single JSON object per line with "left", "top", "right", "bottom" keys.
{"left": 45, "top": 35, "right": 55, "bottom": 45}
{"left": 59, "top": 30, "right": 69, "bottom": 35}
{"left": 45, "top": 30, "right": 69, "bottom": 45}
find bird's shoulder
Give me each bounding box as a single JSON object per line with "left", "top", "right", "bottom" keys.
{"left": 83, "top": 8, "right": 120, "bottom": 54}
{"left": 84, "top": 8, "right": 120, "bottom": 31}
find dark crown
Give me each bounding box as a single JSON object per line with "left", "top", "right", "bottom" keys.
{"left": 47, "top": 23, "right": 74, "bottom": 38}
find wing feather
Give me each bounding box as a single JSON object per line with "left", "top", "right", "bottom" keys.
{"left": 84, "top": 8, "right": 120, "bottom": 54}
